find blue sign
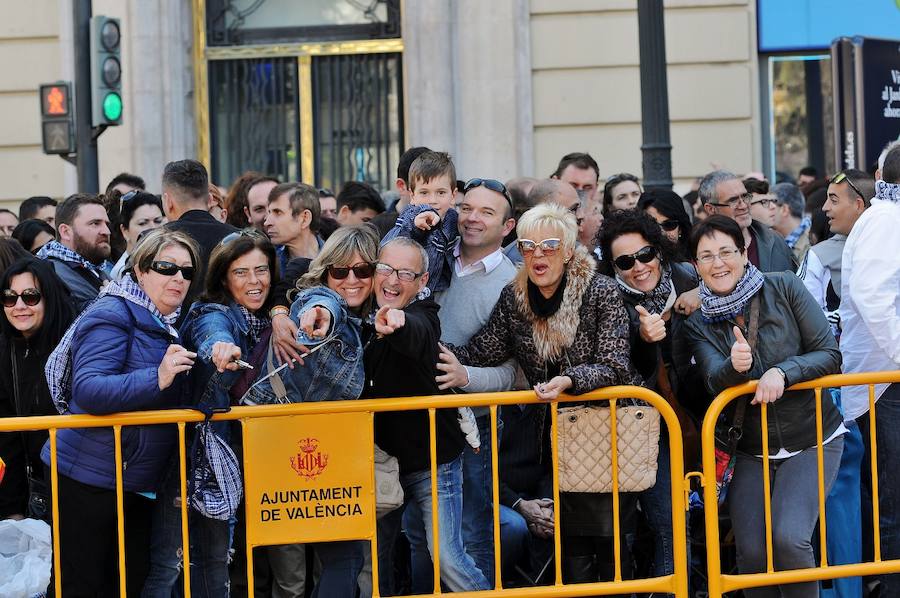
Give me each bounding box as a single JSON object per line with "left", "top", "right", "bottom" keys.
{"left": 759, "top": 0, "right": 900, "bottom": 52}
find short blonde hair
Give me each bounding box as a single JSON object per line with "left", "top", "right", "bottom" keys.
{"left": 516, "top": 202, "right": 578, "bottom": 251}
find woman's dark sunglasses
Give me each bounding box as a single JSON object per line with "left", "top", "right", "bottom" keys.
{"left": 2, "top": 288, "right": 42, "bottom": 308}
{"left": 659, "top": 219, "right": 680, "bottom": 232}
{"left": 150, "top": 261, "right": 196, "bottom": 280}
{"left": 613, "top": 246, "right": 658, "bottom": 271}
{"left": 327, "top": 263, "right": 376, "bottom": 280}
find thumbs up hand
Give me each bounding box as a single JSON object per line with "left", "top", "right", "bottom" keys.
{"left": 731, "top": 325, "right": 753, "bottom": 373}
{"left": 635, "top": 305, "right": 667, "bottom": 343}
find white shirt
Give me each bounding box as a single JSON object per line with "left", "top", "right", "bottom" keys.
{"left": 799, "top": 250, "right": 829, "bottom": 312}
{"left": 839, "top": 198, "right": 900, "bottom": 421}
{"left": 453, "top": 243, "right": 505, "bottom": 278}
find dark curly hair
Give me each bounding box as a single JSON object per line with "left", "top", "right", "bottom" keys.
{"left": 595, "top": 209, "right": 682, "bottom": 277}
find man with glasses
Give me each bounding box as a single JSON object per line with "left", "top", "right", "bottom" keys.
{"left": 551, "top": 151, "right": 601, "bottom": 201}
{"left": 840, "top": 145, "right": 900, "bottom": 597}
{"left": 368, "top": 237, "right": 492, "bottom": 594}
{"left": 699, "top": 170, "right": 796, "bottom": 272}
{"left": 432, "top": 177, "right": 519, "bottom": 586}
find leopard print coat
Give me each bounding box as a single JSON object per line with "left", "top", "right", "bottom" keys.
{"left": 452, "top": 245, "right": 642, "bottom": 393}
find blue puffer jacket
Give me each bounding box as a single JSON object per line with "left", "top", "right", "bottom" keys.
{"left": 41, "top": 296, "right": 184, "bottom": 492}
{"left": 242, "top": 286, "right": 365, "bottom": 405}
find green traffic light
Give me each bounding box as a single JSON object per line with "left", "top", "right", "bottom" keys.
{"left": 103, "top": 92, "right": 122, "bottom": 122}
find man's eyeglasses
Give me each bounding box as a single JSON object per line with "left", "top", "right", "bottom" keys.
{"left": 220, "top": 228, "right": 267, "bottom": 246}
{"left": 613, "top": 246, "right": 658, "bottom": 271}
{"left": 696, "top": 248, "right": 742, "bottom": 265}
{"left": 374, "top": 263, "right": 424, "bottom": 282}
{"left": 517, "top": 238, "right": 562, "bottom": 256}
{"left": 750, "top": 197, "right": 775, "bottom": 208}
{"left": 708, "top": 193, "right": 752, "bottom": 209}
{"left": 150, "top": 261, "right": 196, "bottom": 280}
{"left": 327, "top": 263, "right": 376, "bottom": 280}
{"left": 830, "top": 171, "right": 866, "bottom": 201}
{"left": 2, "top": 288, "right": 42, "bottom": 308}
{"left": 463, "top": 178, "right": 513, "bottom": 209}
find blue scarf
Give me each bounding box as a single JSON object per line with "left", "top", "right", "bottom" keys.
{"left": 699, "top": 263, "right": 765, "bottom": 322}
{"left": 875, "top": 179, "right": 900, "bottom": 203}
{"left": 103, "top": 275, "right": 181, "bottom": 328}
{"left": 784, "top": 216, "right": 811, "bottom": 249}
{"left": 37, "top": 239, "right": 111, "bottom": 280}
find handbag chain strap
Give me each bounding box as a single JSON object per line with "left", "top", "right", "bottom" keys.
{"left": 727, "top": 295, "right": 761, "bottom": 443}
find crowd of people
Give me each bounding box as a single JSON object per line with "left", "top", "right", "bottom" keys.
{"left": 0, "top": 142, "right": 898, "bottom": 598}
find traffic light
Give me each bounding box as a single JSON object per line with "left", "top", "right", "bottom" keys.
{"left": 39, "top": 82, "right": 75, "bottom": 154}
{"left": 90, "top": 16, "right": 122, "bottom": 126}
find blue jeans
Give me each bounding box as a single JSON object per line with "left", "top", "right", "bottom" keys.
{"left": 822, "top": 419, "right": 863, "bottom": 598}
{"left": 857, "top": 382, "right": 900, "bottom": 596}
{"left": 380, "top": 455, "right": 490, "bottom": 594}
{"left": 462, "top": 414, "right": 496, "bottom": 585}
{"left": 728, "top": 437, "right": 843, "bottom": 598}
{"left": 637, "top": 430, "right": 680, "bottom": 581}
{"left": 310, "top": 540, "right": 366, "bottom": 598}
{"left": 141, "top": 484, "right": 230, "bottom": 597}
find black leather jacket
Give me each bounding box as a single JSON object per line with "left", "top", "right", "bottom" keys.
{"left": 682, "top": 272, "right": 842, "bottom": 455}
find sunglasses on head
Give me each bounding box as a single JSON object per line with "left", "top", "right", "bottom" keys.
{"left": 830, "top": 171, "right": 866, "bottom": 200}
{"left": 150, "top": 261, "right": 195, "bottom": 280}
{"left": 517, "top": 238, "right": 562, "bottom": 256}
{"left": 220, "top": 228, "right": 267, "bottom": 246}
{"left": 2, "top": 288, "right": 42, "bottom": 308}
{"left": 327, "top": 263, "right": 376, "bottom": 280}
{"left": 613, "top": 245, "right": 658, "bottom": 271}
{"left": 463, "top": 178, "right": 513, "bottom": 208}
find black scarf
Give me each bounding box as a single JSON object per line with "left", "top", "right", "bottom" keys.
{"left": 527, "top": 272, "right": 567, "bottom": 318}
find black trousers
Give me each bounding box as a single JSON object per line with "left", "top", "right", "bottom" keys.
{"left": 56, "top": 472, "right": 154, "bottom": 597}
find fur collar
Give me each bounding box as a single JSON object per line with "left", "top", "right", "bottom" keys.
{"left": 513, "top": 245, "right": 597, "bottom": 363}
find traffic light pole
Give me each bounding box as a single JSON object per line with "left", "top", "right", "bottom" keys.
{"left": 73, "top": 0, "right": 99, "bottom": 193}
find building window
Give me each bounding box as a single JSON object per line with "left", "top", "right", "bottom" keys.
{"left": 312, "top": 52, "right": 404, "bottom": 192}
{"left": 209, "top": 57, "right": 300, "bottom": 185}
{"left": 206, "top": 0, "right": 401, "bottom": 46}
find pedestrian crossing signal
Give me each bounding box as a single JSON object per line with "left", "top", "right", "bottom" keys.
{"left": 39, "top": 81, "right": 75, "bottom": 155}
{"left": 41, "top": 84, "right": 71, "bottom": 118}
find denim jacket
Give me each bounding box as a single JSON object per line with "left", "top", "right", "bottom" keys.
{"left": 180, "top": 301, "right": 255, "bottom": 421}
{"left": 242, "top": 286, "right": 365, "bottom": 405}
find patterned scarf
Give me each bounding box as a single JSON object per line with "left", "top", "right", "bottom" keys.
{"left": 37, "top": 239, "right": 111, "bottom": 280}
{"left": 699, "top": 262, "right": 765, "bottom": 322}
{"left": 784, "top": 216, "right": 812, "bottom": 249}
{"left": 875, "top": 179, "right": 900, "bottom": 203}
{"left": 238, "top": 305, "right": 269, "bottom": 345}
{"left": 615, "top": 264, "right": 675, "bottom": 315}
{"left": 103, "top": 275, "right": 181, "bottom": 328}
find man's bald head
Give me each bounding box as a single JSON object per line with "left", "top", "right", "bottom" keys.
{"left": 526, "top": 178, "right": 580, "bottom": 212}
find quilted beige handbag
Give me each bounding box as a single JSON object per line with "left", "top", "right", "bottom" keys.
{"left": 557, "top": 402, "right": 661, "bottom": 493}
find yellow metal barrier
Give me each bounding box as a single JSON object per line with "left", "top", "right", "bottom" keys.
{"left": 700, "top": 370, "right": 900, "bottom": 597}
{"left": 0, "top": 386, "right": 689, "bottom": 597}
